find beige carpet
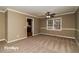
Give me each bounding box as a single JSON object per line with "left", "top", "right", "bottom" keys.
{"left": 0, "top": 34, "right": 79, "bottom": 53}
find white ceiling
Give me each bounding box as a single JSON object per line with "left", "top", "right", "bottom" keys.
{"left": 0, "top": 6, "right": 78, "bottom": 17}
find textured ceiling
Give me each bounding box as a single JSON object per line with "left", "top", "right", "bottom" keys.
{"left": 0, "top": 6, "right": 78, "bottom": 17}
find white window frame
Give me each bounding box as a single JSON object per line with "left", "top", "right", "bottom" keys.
{"left": 47, "top": 19, "right": 53, "bottom": 30}
{"left": 47, "top": 17, "right": 62, "bottom": 31}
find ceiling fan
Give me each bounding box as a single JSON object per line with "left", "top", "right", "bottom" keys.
{"left": 45, "top": 12, "right": 56, "bottom": 19}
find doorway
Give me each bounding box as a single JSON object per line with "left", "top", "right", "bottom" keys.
{"left": 27, "top": 18, "right": 34, "bottom": 37}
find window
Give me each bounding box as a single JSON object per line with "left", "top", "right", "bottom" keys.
{"left": 47, "top": 17, "right": 62, "bottom": 31}
{"left": 47, "top": 19, "right": 53, "bottom": 30}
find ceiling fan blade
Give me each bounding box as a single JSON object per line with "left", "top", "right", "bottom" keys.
{"left": 50, "top": 13, "right": 56, "bottom": 17}
{"left": 45, "top": 12, "right": 50, "bottom": 16}
{"left": 51, "top": 13, "right": 56, "bottom": 16}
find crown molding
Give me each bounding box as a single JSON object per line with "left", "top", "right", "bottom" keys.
{"left": 6, "top": 8, "right": 38, "bottom": 18}
{"left": 38, "top": 12, "right": 75, "bottom": 18}
{"left": 55, "top": 12, "right": 75, "bottom": 16}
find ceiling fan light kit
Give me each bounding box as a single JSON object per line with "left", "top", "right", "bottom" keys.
{"left": 46, "top": 15, "right": 51, "bottom": 18}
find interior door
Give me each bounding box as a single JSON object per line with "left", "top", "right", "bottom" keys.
{"left": 27, "top": 18, "right": 32, "bottom": 37}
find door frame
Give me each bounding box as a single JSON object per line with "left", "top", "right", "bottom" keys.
{"left": 26, "top": 17, "right": 34, "bottom": 37}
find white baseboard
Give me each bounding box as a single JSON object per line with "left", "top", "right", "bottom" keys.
{"left": 33, "top": 34, "right": 39, "bottom": 36}
{"left": 39, "top": 33, "right": 75, "bottom": 39}
{"left": 7, "top": 37, "right": 27, "bottom": 43}
{"left": 0, "top": 39, "right": 5, "bottom": 41}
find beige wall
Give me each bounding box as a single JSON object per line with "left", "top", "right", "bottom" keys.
{"left": 5, "top": 11, "right": 8, "bottom": 41}
{"left": 7, "top": 10, "right": 27, "bottom": 42}
{"left": 39, "top": 14, "right": 75, "bottom": 38}
{"left": 5, "top": 10, "right": 39, "bottom": 42}
{"left": 34, "top": 18, "right": 40, "bottom": 35}
{"left": 0, "top": 12, "right": 5, "bottom": 40}
{"left": 76, "top": 8, "right": 79, "bottom": 42}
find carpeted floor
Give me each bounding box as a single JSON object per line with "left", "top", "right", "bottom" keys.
{"left": 0, "top": 34, "right": 79, "bottom": 53}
